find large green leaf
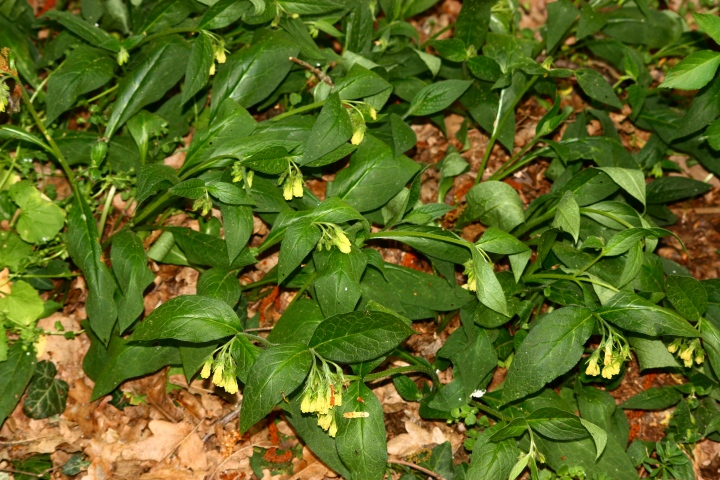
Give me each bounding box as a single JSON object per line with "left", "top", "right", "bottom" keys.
{"left": 308, "top": 310, "right": 415, "bottom": 363}
{"left": 182, "top": 32, "right": 213, "bottom": 104}
{"left": 596, "top": 292, "right": 698, "bottom": 337}
{"left": 129, "top": 295, "right": 242, "bottom": 342}
{"left": 336, "top": 382, "right": 387, "bottom": 480}
{"left": 239, "top": 344, "right": 313, "bottom": 432}
{"left": 503, "top": 307, "right": 595, "bottom": 403}
{"left": 111, "top": 230, "right": 155, "bottom": 333}
{"left": 665, "top": 274, "right": 707, "bottom": 322}
{"left": 105, "top": 36, "right": 190, "bottom": 137}
{"left": 660, "top": 50, "right": 720, "bottom": 90}
{"left": 46, "top": 45, "right": 115, "bottom": 123}
{"left": 196, "top": 268, "right": 241, "bottom": 307}
{"left": 301, "top": 93, "right": 353, "bottom": 165}
{"left": 42, "top": 10, "right": 121, "bottom": 52}
{"left": 405, "top": 80, "right": 473, "bottom": 118}
{"left": 576, "top": 68, "right": 622, "bottom": 109}
{"left": 0, "top": 342, "right": 37, "bottom": 427}
{"left": 9, "top": 181, "right": 66, "bottom": 245}
{"left": 458, "top": 181, "right": 525, "bottom": 232}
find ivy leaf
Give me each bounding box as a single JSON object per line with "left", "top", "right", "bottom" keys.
{"left": 665, "top": 274, "right": 707, "bottom": 322}
{"left": 576, "top": 68, "right": 622, "bottom": 109}
{"left": 659, "top": 51, "right": 720, "bottom": 90}
{"left": 595, "top": 292, "right": 698, "bottom": 337}
{"left": 404, "top": 80, "right": 473, "bottom": 118}
{"left": 23, "top": 361, "right": 69, "bottom": 419}
{"left": 0, "top": 342, "right": 37, "bottom": 427}
{"left": 308, "top": 310, "right": 415, "bottom": 363}
{"left": 503, "top": 307, "right": 595, "bottom": 403}
{"left": 336, "top": 381, "right": 387, "bottom": 480}
{"left": 239, "top": 344, "right": 313, "bottom": 433}
{"left": 129, "top": 295, "right": 242, "bottom": 342}
{"left": 111, "top": 230, "right": 155, "bottom": 333}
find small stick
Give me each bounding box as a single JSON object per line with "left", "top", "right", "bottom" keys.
{"left": 289, "top": 57, "right": 334, "bottom": 87}
{"left": 202, "top": 402, "right": 242, "bottom": 443}
{"left": 388, "top": 459, "right": 447, "bottom": 480}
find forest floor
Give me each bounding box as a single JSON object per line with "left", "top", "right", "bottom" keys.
{"left": 1, "top": 1, "right": 720, "bottom": 479}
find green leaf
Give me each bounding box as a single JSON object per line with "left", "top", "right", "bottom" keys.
{"left": 620, "top": 386, "right": 682, "bottom": 410}
{"left": 646, "top": 176, "right": 712, "bottom": 204}
{"left": 9, "top": 181, "right": 66, "bottom": 244}
{"left": 138, "top": 0, "right": 196, "bottom": 35}
{"left": 309, "top": 310, "right": 415, "bottom": 363}
{"left": 111, "top": 230, "right": 155, "bottom": 333}
{"left": 105, "top": 36, "right": 190, "bottom": 137}
{"left": 603, "top": 227, "right": 673, "bottom": 257}
{"left": 127, "top": 110, "right": 168, "bottom": 163}
{"left": 575, "top": 68, "right": 622, "bottom": 109}
{"left": 503, "top": 306, "right": 595, "bottom": 403}
{"left": 455, "top": 0, "right": 494, "bottom": 48}
{"left": 197, "top": 268, "right": 241, "bottom": 307}
{"left": 136, "top": 164, "right": 179, "bottom": 205}
{"left": 665, "top": 274, "right": 707, "bottom": 322}
{"left": 659, "top": 51, "right": 720, "bottom": 90}
{"left": 675, "top": 76, "right": 720, "bottom": 139}
{"left": 314, "top": 247, "right": 367, "bottom": 317}
{"left": 0, "top": 126, "right": 52, "bottom": 156}
{"left": 23, "top": 361, "right": 68, "bottom": 419}
{"left": 67, "top": 197, "right": 118, "bottom": 345}
{"left": 468, "top": 437, "right": 519, "bottom": 479}
{"left": 301, "top": 93, "right": 353, "bottom": 165}
{"left": 129, "top": 295, "right": 242, "bottom": 342}
{"left": 405, "top": 80, "right": 473, "bottom": 118}
{"left": 211, "top": 30, "right": 299, "bottom": 117}
{"left": 552, "top": 191, "right": 580, "bottom": 243}
{"left": 182, "top": 32, "right": 213, "bottom": 104}
{"left": 239, "top": 344, "right": 313, "bottom": 433}
{"left": 595, "top": 292, "right": 698, "bottom": 337}
{"left": 694, "top": 12, "right": 720, "bottom": 44}
{"left": 459, "top": 181, "right": 525, "bottom": 232}
{"left": 0, "top": 232, "right": 31, "bottom": 272}
{"left": 701, "top": 320, "right": 720, "bottom": 380}
{"left": 199, "top": 0, "right": 251, "bottom": 29}
{"left": 86, "top": 329, "right": 180, "bottom": 400}
{"left": 231, "top": 334, "right": 262, "bottom": 383}
{"left": 628, "top": 334, "right": 680, "bottom": 371}
{"left": 206, "top": 181, "right": 254, "bottom": 205}
{"left": 332, "top": 64, "right": 392, "bottom": 101}
{"left": 0, "top": 281, "right": 44, "bottom": 327}
{"left": 278, "top": 216, "right": 321, "bottom": 282}
{"left": 45, "top": 45, "right": 115, "bottom": 124}
{"left": 327, "top": 135, "right": 420, "bottom": 212}
{"left": 336, "top": 381, "right": 387, "bottom": 480}
{"left": 546, "top": 0, "right": 579, "bottom": 51}
{"left": 579, "top": 418, "right": 608, "bottom": 460}
{"left": 597, "top": 167, "right": 646, "bottom": 206}
{"left": 42, "top": 10, "right": 121, "bottom": 52}
{"left": 0, "top": 342, "right": 37, "bottom": 427}
{"left": 577, "top": 3, "right": 607, "bottom": 39}
{"left": 220, "top": 204, "right": 253, "bottom": 265}
{"left": 169, "top": 178, "right": 206, "bottom": 199}
{"left": 472, "top": 250, "right": 508, "bottom": 316}
{"left": 267, "top": 298, "right": 324, "bottom": 346}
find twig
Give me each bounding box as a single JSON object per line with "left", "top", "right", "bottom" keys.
{"left": 289, "top": 57, "right": 334, "bottom": 87}
{"left": 388, "top": 459, "right": 446, "bottom": 480}
{"left": 0, "top": 437, "right": 48, "bottom": 446}
{"left": 202, "top": 401, "right": 243, "bottom": 443}
{"left": 671, "top": 207, "right": 720, "bottom": 215}
{"left": 210, "top": 442, "right": 274, "bottom": 479}
{"left": 243, "top": 327, "right": 274, "bottom": 332}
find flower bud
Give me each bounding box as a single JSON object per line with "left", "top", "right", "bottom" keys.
{"left": 293, "top": 175, "right": 304, "bottom": 197}
{"left": 91, "top": 141, "right": 108, "bottom": 167}
{"left": 200, "top": 358, "right": 213, "bottom": 379}
{"left": 283, "top": 180, "right": 293, "bottom": 200}
{"left": 209, "top": 62, "right": 216, "bottom": 76}
{"left": 333, "top": 229, "right": 352, "bottom": 254}
{"left": 117, "top": 47, "right": 129, "bottom": 66}
{"left": 215, "top": 41, "right": 227, "bottom": 64}
{"left": 351, "top": 125, "right": 366, "bottom": 145}
{"left": 585, "top": 356, "right": 600, "bottom": 376}
{"left": 212, "top": 363, "right": 224, "bottom": 387}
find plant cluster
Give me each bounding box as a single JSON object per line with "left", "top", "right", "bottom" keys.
{"left": 1, "top": 0, "right": 720, "bottom": 479}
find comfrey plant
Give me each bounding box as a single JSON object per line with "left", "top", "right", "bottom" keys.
{"left": 2, "top": 0, "right": 720, "bottom": 479}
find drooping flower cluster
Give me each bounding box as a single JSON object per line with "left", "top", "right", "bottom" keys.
{"left": 461, "top": 259, "right": 477, "bottom": 292}
{"left": 200, "top": 339, "right": 239, "bottom": 394}
{"left": 208, "top": 35, "right": 227, "bottom": 76}
{"left": 316, "top": 223, "right": 352, "bottom": 254}
{"left": 345, "top": 101, "right": 377, "bottom": 146}
{"left": 300, "top": 357, "right": 344, "bottom": 437}
{"left": 278, "top": 161, "right": 304, "bottom": 200}
{"left": 585, "top": 332, "right": 631, "bottom": 379}
{"left": 192, "top": 193, "right": 213, "bottom": 216}
{"left": 231, "top": 162, "right": 254, "bottom": 187}
{"left": 668, "top": 338, "right": 705, "bottom": 368}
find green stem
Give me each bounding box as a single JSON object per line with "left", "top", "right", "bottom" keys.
{"left": 573, "top": 252, "right": 603, "bottom": 278}
{"left": 270, "top": 100, "right": 325, "bottom": 122}
{"left": 133, "top": 27, "right": 197, "bottom": 50}
{"left": 471, "top": 401, "right": 509, "bottom": 422}
{"left": 579, "top": 208, "right": 634, "bottom": 230}
{"left": 513, "top": 209, "right": 556, "bottom": 237}
{"left": 524, "top": 273, "right": 619, "bottom": 292}
{"left": 489, "top": 138, "right": 541, "bottom": 181}
{"left": 0, "top": 148, "right": 18, "bottom": 191}
{"left": 363, "top": 365, "right": 440, "bottom": 386}
{"left": 97, "top": 184, "right": 116, "bottom": 237}
{"left": 239, "top": 331, "right": 273, "bottom": 347}
{"left": 86, "top": 84, "right": 118, "bottom": 104}
{"left": 12, "top": 76, "right": 80, "bottom": 199}
{"left": 287, "top": 272, "right": 318, "bottom": 308}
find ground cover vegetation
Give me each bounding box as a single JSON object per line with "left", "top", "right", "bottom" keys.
{"left": 1, "top": 0, "right": 720, "bottom": 478}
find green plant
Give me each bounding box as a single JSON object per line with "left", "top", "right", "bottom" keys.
{"left": 1, "top": 0, "right": 720, "bottom": 479}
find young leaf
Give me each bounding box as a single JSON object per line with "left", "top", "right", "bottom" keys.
{"left": 575, "top": 68, "right": 622, "bottom": 109}
{"left": 239, "top": 344, "right": 313, "bottom": 433}
{"left": 23, "top": 361, "right": 69, "bottom": 419}
{"left": 336, "top": 382, "right": 387, "bottom": 480}
{"left": 503, "top": 306, "right": 595, "bottom": 403}
{"left": 111, "top": 229, "right": 155, "bottom": 333}
{"left": 129, "top": 295, "right": 242, "bottom": 342}
{"left": 659, "top": 51, "right": 720, "bottom": 90}
{"left": 404, "top": 80, "right": 473, "bottom": 118}
{"left": 595, "top": 292, "right": 698, "bottom": 337}
{"left": 308, "top": 310, "right": 415, "bottom": 363}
